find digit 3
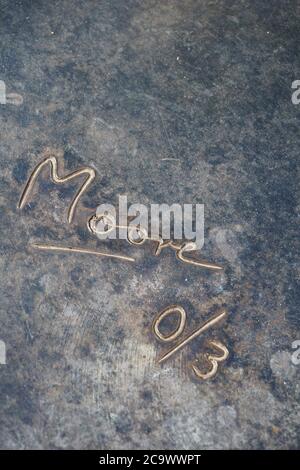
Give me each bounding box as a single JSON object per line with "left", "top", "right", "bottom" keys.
{"left": 191, "top": 340, "right": 229, "bottom": 380}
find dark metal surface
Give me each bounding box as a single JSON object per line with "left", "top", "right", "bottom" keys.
{"left": 0, "top": 0, "right": 299, "bottom": 449}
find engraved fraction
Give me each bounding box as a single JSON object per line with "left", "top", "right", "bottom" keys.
{"left": 153, "top": 305, "right": 229, "bottom": 380}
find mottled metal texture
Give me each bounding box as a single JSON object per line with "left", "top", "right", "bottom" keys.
{"left": 0, "top": 0, "right": 299, "bottom": 450}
